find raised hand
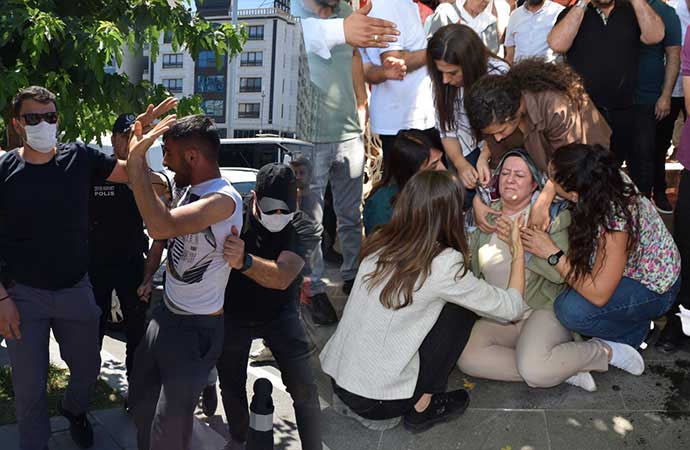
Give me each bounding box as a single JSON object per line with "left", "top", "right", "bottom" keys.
{"left": 128, "top": 115, "right": 177, "bottom": 159}
{"left": 135, "top": 97, "right": 179, "bottom": 133}
{"left": 223, "top": 225, "right": 245, "bottom": 270}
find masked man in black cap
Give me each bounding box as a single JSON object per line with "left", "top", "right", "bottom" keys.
{"left": 218, "top": 163, "right": 323, "bottom": 450}
{"left": 89, "top": 113, "right": 167, "bottom": 387}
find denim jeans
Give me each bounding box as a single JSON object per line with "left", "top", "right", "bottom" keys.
{"left": 216, "top": 310, "right": 322, "bottom": 450}
{"left": 554, "top": 276, "right": 681, "bottom": 347}
{"left": 297, "top": 136, "right": 365, "bottom": 293}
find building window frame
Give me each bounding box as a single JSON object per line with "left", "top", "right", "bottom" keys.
{"left": 162, "top": 53, "right": 183, "bottom": 69}
{"left": 247, "top": 25, "right": 265, "bottom": 41}
{"left": 240, "top": 51, "right": 263, "bottom": 67}
{"left": 162, "top": 78, "right": 183, "bottom": 93}
{"left": 239, "top": 77, "right": 262, "bottom": 93}
{"left": 238, "top": 103, "right": 261, "bottom": 119}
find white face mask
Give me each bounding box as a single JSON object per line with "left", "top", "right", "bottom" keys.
{"left": 258, "top": 205, "right": 294, "bottom": 233}
{"left": 24, "top": 121, "right": 58, "bottom": 153}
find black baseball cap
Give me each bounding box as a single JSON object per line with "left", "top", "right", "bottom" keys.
{"left": 113, "top": 113, "right": 136, "bottom": 134}
{"left": 255, "top": 163, "right": 297, "bottom": 213}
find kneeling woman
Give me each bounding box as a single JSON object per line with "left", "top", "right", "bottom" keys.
{"left": 459, "top": 150, "right": 603, "bottom": 392}
{"left": 521, "top": 144, "right": 681, "bottom": 374}
{"left": 320, "top": 170, "right": 527, "bottom": 433}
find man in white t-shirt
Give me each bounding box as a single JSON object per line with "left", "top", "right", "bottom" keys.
{"left": 361, "top": 0, "right": 436, "bottom": 171}
{"left": 504, "top": 0, "right": 564, "bottom": 64}
{"left": 426, "top": 0, "right": 511, "bottom": 53}
{"left": 125, "top": 114, "right": 243, "bottom": 450}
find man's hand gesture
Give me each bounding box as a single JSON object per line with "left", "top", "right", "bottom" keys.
{"left": 344, "top": 2, "right": 399, "bottom": 49}
{"left": 224, "top": 226, "right": 246, "bottom": 270}
{"left": 128, "top": 115, "right": 177, "bottom": 159}
{"left": 135, "top": 97, "right": 179, "bottom": 134}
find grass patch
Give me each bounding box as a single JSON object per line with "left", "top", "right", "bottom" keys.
{"left": 0, "top": 363, "right": 123, "bottom": 425}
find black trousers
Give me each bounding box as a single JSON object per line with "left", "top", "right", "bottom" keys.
{"left": 333, "top": 303, "right": 477, "bottom": 420}
{"left": 599, "top": 106, "right": 636, "bottom": 171}
{"left": 654, "top": 97, "right": 686, "bottom": 196}
{"left": 129, "top": 304, "right": 224, "bottom": 450}
{"left": 379, "top": 134, "right": 397, "bottom": 178}
{"left": 217, "top": 309, "right": 322, "bottom": 450}
{"left": 630, "top": 104, "right": 657, "bottom": 196}
{"left": 90, "top": 256, "right": 147, "bottom": 378}
{"left": 667, "top": 169, "right": 690, "bottom": 322}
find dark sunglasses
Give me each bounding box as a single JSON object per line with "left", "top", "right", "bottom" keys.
{"left": 21, "top": 112, "right": 58, "bottom": 126}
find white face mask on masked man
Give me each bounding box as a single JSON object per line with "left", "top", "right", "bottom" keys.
{"left": 24, "top": 121, "right": 58, "bottom": 153}
{"left": 258, "top": 204, "right": 294, "bottom": 233}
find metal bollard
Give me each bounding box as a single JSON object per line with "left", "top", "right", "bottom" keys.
{"left": 247, "top": 378, "right": 274, "bottom": 450}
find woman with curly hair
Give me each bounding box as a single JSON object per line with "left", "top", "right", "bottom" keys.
{"left": 521, "top": 144, "right": 681, "bottom": 375}
{"left": 464, "top": 58, "right": 611, "bottom": 232}
{"left": 427, "top": 24, "right": 509, "bottom": 200}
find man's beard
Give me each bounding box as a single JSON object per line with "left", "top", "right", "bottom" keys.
{"left": 526, "top": 0, "right": 543, "bottom": 5}
{"left": 592, "top": 0, "right": 615, "bottom": 7}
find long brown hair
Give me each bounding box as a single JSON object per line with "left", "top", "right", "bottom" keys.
{"left": 360, "top": 170, "right": 470, "bottom": 310}
{"left": 427, "top": 24, "right": 505, "bottom": 134}
{"left": 550, "top": 144, "right": 640, "bottom": 285}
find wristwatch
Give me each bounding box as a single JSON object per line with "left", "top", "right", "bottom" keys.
{"left": 548, "top": 250, "right": 564, "bottom": 266}
{"left": 239, "top": 253, "right": 254, "bottom": 272}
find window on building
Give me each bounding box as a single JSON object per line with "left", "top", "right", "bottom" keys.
{"left": 196, "top": 75, "right": 225, "bottom": 93}
{"left": 162, "top": 78, "right": 183, "bottom": 93}
{"left": 240, "top": 51, "right": 263, "bottom": 67}
{"left": 162, "top": 53, "right": 183, "bottom": 68}
{"left": 163, "top": 30, "right": 173, "bottom": 44}
{"left": 248, "top": 25, "right": 264, "bottom": 40}
{"left": 238, "top": 103, "right": 261, "bottom": 119}
{"left": 202, "top": 99, "right": 225, "bottom": 117}
{"left": 239, "top": 77, "right": 262, "bottom": 93}
{"left": 197, "top": 50, "right": 217, "bottom": 68}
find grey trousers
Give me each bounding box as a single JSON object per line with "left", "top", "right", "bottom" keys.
{"left": 129, "top": 303, "right": 224, "bottom": 450}
{"left": 5, "top": 275, "right": 102, "bottom": 450}
{"left": 299, "top": 136, "right": 365, "bottom": 294}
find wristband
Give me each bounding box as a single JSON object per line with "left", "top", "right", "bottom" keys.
{"left": 239, "top": 253, "right": 254, "bottom": 273}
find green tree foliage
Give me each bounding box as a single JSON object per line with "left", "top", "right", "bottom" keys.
{"left": 0, "top": 0, "right": 246, "bottom": 146}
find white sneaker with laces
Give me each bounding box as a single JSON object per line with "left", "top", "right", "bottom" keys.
{"left": 596, "top": 338, "right": 645, "bottom": 375}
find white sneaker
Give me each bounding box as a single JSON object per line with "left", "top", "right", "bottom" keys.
{"left": 597, "top": 338, "right": 645, "bottom": 375}
{"left": 249, "top": 344, "right": 274, "bottom": 363}
{"left": 565, "top": 372, "right": 597, "bottom": 392}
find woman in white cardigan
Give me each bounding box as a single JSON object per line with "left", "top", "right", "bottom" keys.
{"left": 320, "top": 170, "right": 527, "bottom": 433}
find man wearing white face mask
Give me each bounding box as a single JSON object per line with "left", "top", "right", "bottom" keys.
{"left": 217, "top": 163, "right": 322, "bottom": 450}
{"left": 0, "top": 86, "right": 175, "bottom": 450}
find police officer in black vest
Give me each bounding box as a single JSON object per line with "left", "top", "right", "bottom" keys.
{"left": 88, "top": 114, "right": 160, "bottom": 383}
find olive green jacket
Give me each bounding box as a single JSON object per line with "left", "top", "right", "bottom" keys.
{"left": 469, "top": 202, "right": 571, "bottom": 312}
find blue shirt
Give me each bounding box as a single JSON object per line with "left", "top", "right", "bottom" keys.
{"left": 636, "top": 0, "right": 682, "bottom": 104}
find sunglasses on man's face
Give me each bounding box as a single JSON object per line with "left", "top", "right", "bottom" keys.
{"left": 21, "top": 112, "right": 58, "bottom": 126}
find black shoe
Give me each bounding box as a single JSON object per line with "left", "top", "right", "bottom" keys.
{"left": 653, "top": 193, "right": 673, "bottom": 214}
{"left": 324, "top": 248, "right": 344, "bottom": 265}
{"left": 403, "top": 390, "right": 470, "bottom": 433}
{"left": 201, "top": 383, "right": 218, "bottom": 416}
{"left": 310, "top": 293, "right": 338, "bottom": 326}
{"left": 656, "top": 319, "right": 689, "bottom": 354}
{"left": 342, "top": 279, "right": 354, "bottom": 296}
{"left": 57, "top": 399, "right": 94, "bottom": 448}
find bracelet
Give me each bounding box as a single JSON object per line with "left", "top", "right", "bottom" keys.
{"left": 0, "top": 295, "right": 10, "bottom": 303}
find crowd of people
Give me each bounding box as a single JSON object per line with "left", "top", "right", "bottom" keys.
{"left": 0, "top": 0, "right": 688, "bottom": 449}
